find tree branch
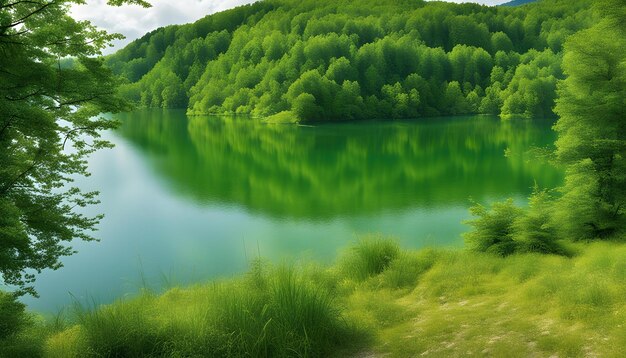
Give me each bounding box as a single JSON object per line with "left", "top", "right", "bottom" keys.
{"left": 0, "top": 1, "right": 56, "bottom": 31}
{"left": 0, "top": 148, "right": 43, "bottom": 196}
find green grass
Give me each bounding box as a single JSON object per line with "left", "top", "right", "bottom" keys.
{"left": 361, "top": 241, "right": 626, "bottom": 357}
{"left": 339, "top": 236, "right": 401, "bottom": 281}
{"left": 263, "top": 111, "right": 299, "bottom": 124}
{"left": 44, "top": 260, "right": 364, "bottom": 357}
{"left": 6, "top": 239, "right": 626, "bottom": 357}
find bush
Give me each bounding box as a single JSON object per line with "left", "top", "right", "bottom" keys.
{"left": 0, "top": 291, "right": 28, "bottom": 340}
{"left": 514, "top": 187, "right": 568, "bottom": 255}
{"left": 465, "top": 189, "right": 569, "bottom": 257}
{"left": 0, "top": 291, "right": 45, "bottom": 357}
{"left": 463, "top": 199, "right": 522, "bottom": 256}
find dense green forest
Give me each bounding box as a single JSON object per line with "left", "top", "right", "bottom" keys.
{"left": 502, "top": 0, "right": 537, "bottom": 7}
{"left": 106, "top": 0, "right": 595, "bottom": 122}
{"left": 1, "top": 0, "right": 625, "bottom": 356}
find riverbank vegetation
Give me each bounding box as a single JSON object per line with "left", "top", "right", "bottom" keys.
{"left": 1, "top": 0, "right": 625, "bottom": 356}
{"left": 106, "top": 0, "right": 595, "bottom": 122}
{"left": 2, "top": 238, "right": 626, "bottom": 357}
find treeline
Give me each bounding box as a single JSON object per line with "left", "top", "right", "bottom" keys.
{"left": 465, "top": 0, "right": 625, "bottom": 253}
{"left": 106, "top": 0, "right": 594, "bottom": 122}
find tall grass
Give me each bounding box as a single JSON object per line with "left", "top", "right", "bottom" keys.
{"left": 211, "top": 265, "right": 358, "bottom": 357}
{"left": 45, "top": 262, "right": 364, "bottom": 357}
{"left": 340, "top": 236, "right": 400, "bottom": 280}
{"left": 70, "top": 295, "right": 174, "bottom": 357}
{"left": 10, "top": 238, "right": 625, "bottom": 357}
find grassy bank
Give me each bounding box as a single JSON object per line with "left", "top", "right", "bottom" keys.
{"left": 3, "top": 238, "right": 626, "bottom": 357}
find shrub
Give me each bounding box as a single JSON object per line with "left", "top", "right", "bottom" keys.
{"left": 0, "top": 291, "right": 45, "bottom": 357}
{"left": 0, "top": 291, "right": 28, "bottom": 340}
{"left": 513, "top": 187, "right": 568, "bottom": 255}
{"left": 463, "top": 199, "right": 522, "bottom": 256}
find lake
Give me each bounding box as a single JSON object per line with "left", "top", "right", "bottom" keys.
{"left": 23, "top": 110, "right": 563, "bottom": 312}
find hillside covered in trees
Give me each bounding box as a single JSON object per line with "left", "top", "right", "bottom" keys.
{"left": 501, "top": 0, "right": 537, "bottom": 7}
{"left": 107, "top": 0, "right": 593, "bottom": 122}
{"left": 107, "top": 0, "right": 594, "bottom": 121}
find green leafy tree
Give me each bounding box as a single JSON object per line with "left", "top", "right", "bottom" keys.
{"left": 499, "top": 49, "right": 561, "bottom": 119}
{"left": 553, "top": 0, "right": 626, "bottom": 239}
{"left": 491, "top": 31, "right": 514, "bottom": 53}
{"left": 104, "top": 0, "right": 595, "bottom": 119}
{"left": 325, "top": 57, "right": 357, "bottom": 84}
{"left": 442, "top": 81, "right": 471, "bottom": 115}
{"left": 292, "top": 93, "right": 321, "bottom": 122}
{"left": 0, "top": 0, "right": 150, "bottom": 295}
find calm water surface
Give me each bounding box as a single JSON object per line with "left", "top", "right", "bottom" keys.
{"left": 23, "top": 110, "right": 563, "bottom": 312}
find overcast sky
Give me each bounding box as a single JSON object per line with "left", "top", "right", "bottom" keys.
{"left": 71, "top": 0, "right": 511, "bottom": 54}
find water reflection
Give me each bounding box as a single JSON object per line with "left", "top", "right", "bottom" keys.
{"left": 22, "top": 110, "right": 562, "bottom": 312}
{"left": 117, "top": 109, "right": 562, "bottom": 218}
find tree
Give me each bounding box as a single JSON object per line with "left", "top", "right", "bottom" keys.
{"left": 0, "top": 0, "right": 150, "bottom": 295}
{"left": 292, "top": 93, "right": 321, "bottom": 122}
{"left": 103, "top": 0, "right": 594, "bottom": 118}
{"left": 490, "top": 31, "right": 514, "bottom": 53}
{"left": 442, "top": 81, "right": 470, "bottom": 115}
{"left": 325, "top": 57, "right": 357, "bottom": 84}
{"left": 553, "top": 0, "right": 626, "bottom": 239}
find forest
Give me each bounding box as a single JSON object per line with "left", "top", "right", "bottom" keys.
{"left": 106, "top": 0, "right": 594, "bottom": 122}
{"left": 1, "top": 0, "right": 625, "bottom": 356}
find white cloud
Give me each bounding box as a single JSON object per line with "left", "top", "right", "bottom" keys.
{"left": 70, "top": 0, "right": 258, "bottom": 53}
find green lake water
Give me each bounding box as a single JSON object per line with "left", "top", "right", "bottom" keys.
{"left": 23, "top": 110, "right": 563, "bottom": 312}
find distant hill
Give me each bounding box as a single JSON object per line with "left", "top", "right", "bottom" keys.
{"left": 107, "top": 0, "right": 593, "bottom": 122}
{"left": 500, "top": 0, "right": 536, "bottom": 6}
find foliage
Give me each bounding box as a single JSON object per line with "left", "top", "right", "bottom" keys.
{"left": 0, "top": 291, "right": 46, "bottom": 357}
{"left": 34, "top": 239, "right": 626, "bottom": 357}
{"left": 0, "top": 291, "right": 29, "bottom": 340}
{"left": 553, "top": 0, "right": 626, "bottom": 240}
{"left": 463, "top": 199, "right": 522, "bottom": 256}
{"left": 464, "top": 187, "right": 569, "bottom": 256}
{"left": 106, "top": 0, "right": 595, "bottom": 122}
{"left": 0, "top": 0, "right": 149, "bottom": 295}
{"left": 513, "top": 186, "right": 567, "bottom": 255}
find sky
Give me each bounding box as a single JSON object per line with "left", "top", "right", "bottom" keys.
{"left": 71, "top": 0, "right": 511, "bottom": 54}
